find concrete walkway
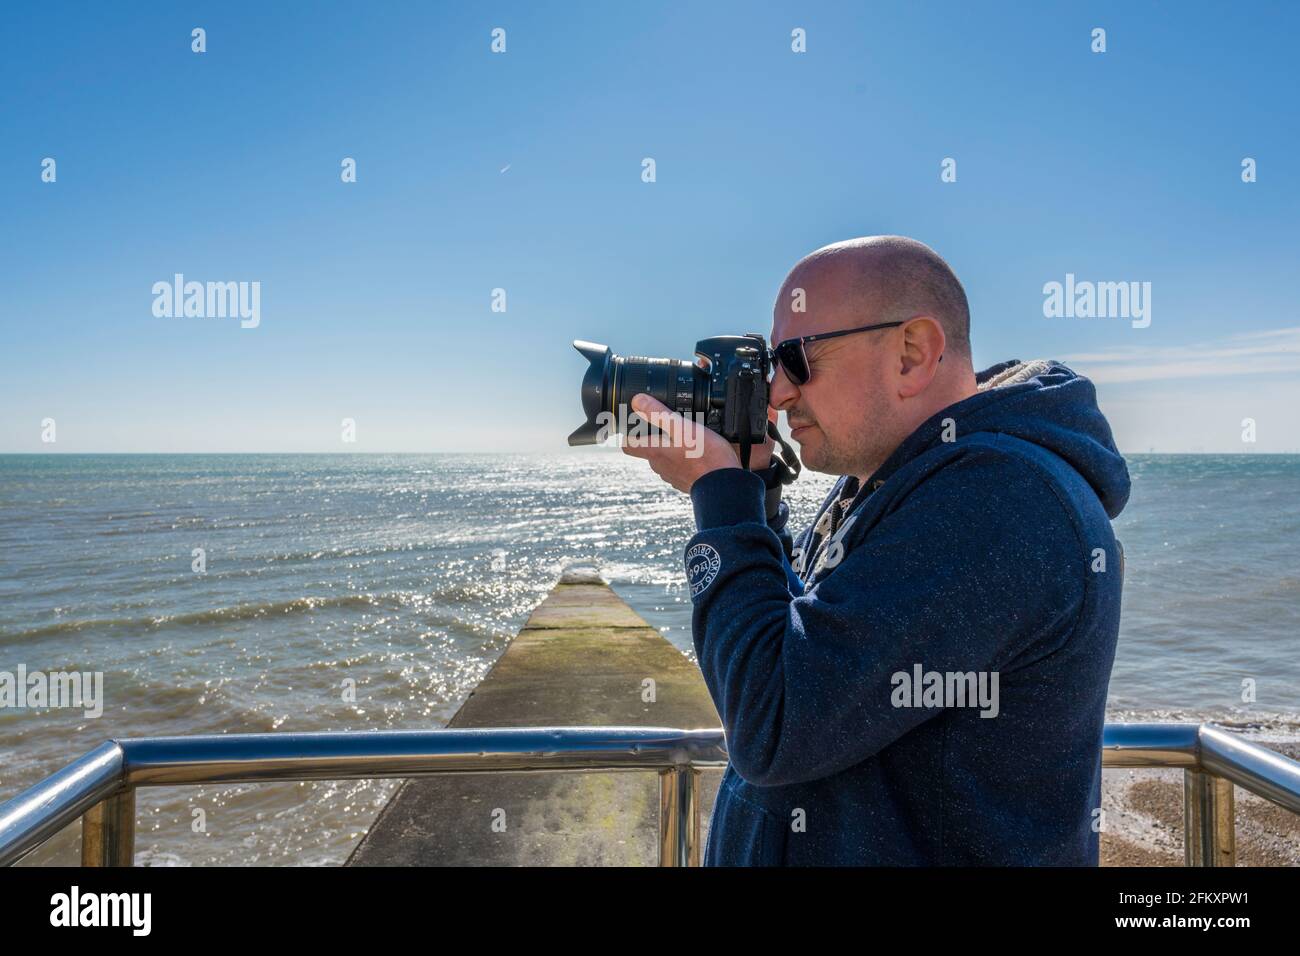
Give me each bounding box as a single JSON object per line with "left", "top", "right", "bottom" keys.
{"left": 346, "top": 566, "right": 722, "bottom": 866}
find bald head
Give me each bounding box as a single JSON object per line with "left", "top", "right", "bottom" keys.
{"left": 779, "top": 235, "right": 971, "bottom": 360}
{"left": 769, "top": 236, "right": 978, "bottom": 483}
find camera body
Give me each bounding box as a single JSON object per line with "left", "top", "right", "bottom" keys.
{"left": 693, "top": 333, "right": 771, "bottom": 446}
{"left": 567, "top": 333, "right": 772, "bottom": 447}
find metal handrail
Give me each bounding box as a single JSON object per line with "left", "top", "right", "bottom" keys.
{"left": 1100, "top": 722, "right": 1300, "bottom": 865}
{"left": 0, "top": 727, "right": 727, "bottom": 867}
{"left": 2, "top": 722, "right": 1298, "bottom": 867}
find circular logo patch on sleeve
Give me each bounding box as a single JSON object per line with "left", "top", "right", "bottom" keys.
{"left": 685, "top": 543, "right": 722, "bottom": 597}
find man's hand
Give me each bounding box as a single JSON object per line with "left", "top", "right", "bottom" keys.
{"left": 622, "top": 393, "right": 743, "bottom": 493}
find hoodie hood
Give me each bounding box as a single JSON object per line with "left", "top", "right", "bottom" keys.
{"left": 865, "top": 358, "right": 1131, "bottom": 519}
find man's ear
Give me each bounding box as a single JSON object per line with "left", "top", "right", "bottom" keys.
{"left": 897, "top": 316, "right": 946, "bottom": 397}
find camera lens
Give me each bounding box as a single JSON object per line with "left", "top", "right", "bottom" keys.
{"left": 568, "top": 342, "right": 708, "bottom": 445}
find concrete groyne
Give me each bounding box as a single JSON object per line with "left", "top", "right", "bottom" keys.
{"left": 346, "top": 566, "right": 722, "bottom": 866}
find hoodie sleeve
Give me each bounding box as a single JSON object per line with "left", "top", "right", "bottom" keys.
{"left": 698, "top": 466, "right": 803, "bottom": 598}
{"left": 685, "top": 451, "right": 1085, "bottom": 788}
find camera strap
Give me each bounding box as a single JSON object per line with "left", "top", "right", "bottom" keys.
{"left": 737, "top": 369, "right": 758, "bottom": 471}
{"left": 760, "top": 423, "right": 802, "bottom": 520}
{"left": 767, "top": 421, "right": 802, "bottom": 485}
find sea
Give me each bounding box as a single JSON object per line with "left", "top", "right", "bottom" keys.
{"left": 1, "top": 452, "right": 1297, "bottom": 865}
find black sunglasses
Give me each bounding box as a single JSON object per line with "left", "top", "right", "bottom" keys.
{"left": 768, "top": 321, "right": 906, "bottom": 385}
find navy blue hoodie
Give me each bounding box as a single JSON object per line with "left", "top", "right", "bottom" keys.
{"left": 684, "top": 359, "right": 1131, "bottom": 865}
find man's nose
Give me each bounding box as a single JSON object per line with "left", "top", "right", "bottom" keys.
{"left": 768, "top": 362, "right": 799, "bottom": 409}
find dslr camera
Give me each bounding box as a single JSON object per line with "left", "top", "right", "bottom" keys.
{"left": 568, "top": 334, "right": 801, "bottom": 478}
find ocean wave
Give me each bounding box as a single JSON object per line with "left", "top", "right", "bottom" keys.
{"left": 0, "top": 594, "right": 403, "bottom": 643}
{"left": 0, "top": 580, "right": 548, "bottom": 645}
{"left": 260, "top": 543, "right": 435, "bottom": 563}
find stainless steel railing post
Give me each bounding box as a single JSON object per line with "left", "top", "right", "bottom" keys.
{"left": 680, "top": 766, "right": 701, "bottom": 866}
{"left": 658, "top": 768, "right": 680, "bottom": 866}
{"left": 657, "top": 766, "right": 702, "bottom": 866}
{"left": 1183, "top": 769, "right": 1235, "bottom": 867}
{"left": 80, "top": 789, "right": 136, "bottom": 867}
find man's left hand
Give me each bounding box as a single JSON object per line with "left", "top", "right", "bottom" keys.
{"left": 621, "top": 393, "right": 742, "bottom": 493}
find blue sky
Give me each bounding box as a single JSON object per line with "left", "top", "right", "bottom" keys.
{"left": 2, "top": 1, "right": 1297, "bottom": 453}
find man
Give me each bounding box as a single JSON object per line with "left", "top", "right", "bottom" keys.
{"left": 623, "top": 235, "right": 1131, "bottom": 865}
